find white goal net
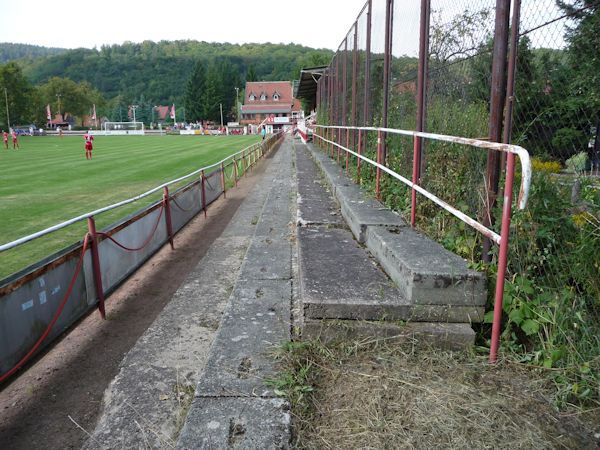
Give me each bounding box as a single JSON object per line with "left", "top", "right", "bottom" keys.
{"left": 102, "top": 121, "right": 145, "bottom": 135}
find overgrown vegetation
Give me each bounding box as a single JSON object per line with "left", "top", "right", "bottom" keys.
{"left": 271, "top": 339, "right": 598, "bottom": 448}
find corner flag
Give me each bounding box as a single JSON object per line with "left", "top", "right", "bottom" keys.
{"left": 170, "top": 104, "right": 176, "bottom": 120}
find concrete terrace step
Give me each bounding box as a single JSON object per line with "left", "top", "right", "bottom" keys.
{"left": 366, "top": 226, "right": 486, "bottom": 310}
{"left": 305, "top": 142, "right": 486, "bottom": 321}
{"left": 299, "top": 227, "right": 481, "bottom": 323}
{"left": 310, "top": 149, "right": 406, "bottom": 242}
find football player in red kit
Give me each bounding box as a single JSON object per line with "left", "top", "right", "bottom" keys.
{"left": 2, "top": 130, "right": 7, "bottom": 149}
{"left": 84, "top": 131, "right": 94, "bottom": 159}
{"left": 11, "top": 130, "right": 19, "bottom": 149}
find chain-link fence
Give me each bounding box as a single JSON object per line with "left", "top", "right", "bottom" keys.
{"left": 315, "top": 0, "right": 599, "bottom": 246}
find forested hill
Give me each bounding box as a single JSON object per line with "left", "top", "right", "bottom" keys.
{"left": 9, "top": 40, "right": 333, "bottom": 104}
{"left": 0, "top": 43, "right": 67, "bottom": 63}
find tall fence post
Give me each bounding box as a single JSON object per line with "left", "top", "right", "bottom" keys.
{"left": 201, "top": 170, "right": 207, "bottom": 218}
{"left": 412, "top": 0, "right": 431, "bottom": 227}
{"left": 87, "top": 216, "right": 106, "bottom": 320}
{"left": 483, "top": 0, "right": 511, "bottom": 262}
{"left": 381, "top": 0, "right": 393, "bottom": 164}
{"left": 162, "top": 186, "right": 174, "bottom": 249}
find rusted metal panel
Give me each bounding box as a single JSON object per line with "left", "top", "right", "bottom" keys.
{"left": 170, "top": 182, "right": 203, "bottom": 233}
{"left": 0, "top": 252, "right": 89, "bottom": 375}
{"left": 83, "top": 207, "right": 169, "bottom": 305}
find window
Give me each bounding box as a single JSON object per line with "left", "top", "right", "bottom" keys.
{"left": 260, "top": 93, "right": 267, "bottom": 101}
{"left": 273, "top": 93, "right": 280, "bottom": 101}
{"left": 249, "top": 93, "right": 255, "bottom": 101}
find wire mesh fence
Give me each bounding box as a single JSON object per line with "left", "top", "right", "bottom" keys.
{"left": 315, "top": 0, "right": 600, "bottom": 247}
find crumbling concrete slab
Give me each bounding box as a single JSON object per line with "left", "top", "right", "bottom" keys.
{"left": 197, "top": 280, "right": 291, "bottom": 398}
{"left": 366, "top": 226, "right": 486, "bottom": 307}
{"left": 240, "top": 239, "right": 292, "bottom": 281}
{"left": 176, "top": 397, "right": 290, "bottom": 450}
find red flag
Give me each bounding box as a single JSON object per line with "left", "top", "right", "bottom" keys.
{"left": 170, "top": 104, "right": 176, "bottom": 120}
{"left": 46, "top": 104, "right": 52, "bottom": 121}
{"left": 91, "top": 104, "right": 97, "bottom": 120}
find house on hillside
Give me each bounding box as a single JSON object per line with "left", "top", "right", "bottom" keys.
{"left": 240, "top": 81, "right": 304, "bottom": 133}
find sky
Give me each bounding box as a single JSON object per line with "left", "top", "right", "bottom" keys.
{"left": 0, "top": 0, "right": 370, "bottom": 51}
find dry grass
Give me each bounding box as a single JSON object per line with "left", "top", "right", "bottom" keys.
{"left": 274, "top": 339, "right": 599, "bottom": 449}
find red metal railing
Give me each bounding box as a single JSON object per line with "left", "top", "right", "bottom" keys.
{"left": 313, "top": 125, "right": 531, "bottom": 363}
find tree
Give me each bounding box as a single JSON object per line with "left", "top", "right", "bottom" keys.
{"left": 39, "top": 77, "right": 104, "bottom": 126}
{"left": 556, "top": 0, "right": 600, "bottom": 157}
{"left": 246, "top": 64, "right": 257, "bottom": 82}
{"left": 0, "top": 62, "right": 34, "bottom": 128}
{"left": 184, "top": 60, "right": 206, "bottom": 122}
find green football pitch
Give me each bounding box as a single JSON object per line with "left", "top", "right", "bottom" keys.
{"left": 0, "top": 134, "right": 261, "bottom": 280}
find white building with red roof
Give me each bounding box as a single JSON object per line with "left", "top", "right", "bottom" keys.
{"left": 240, "top": 81, "right": 303, "bottom": 132}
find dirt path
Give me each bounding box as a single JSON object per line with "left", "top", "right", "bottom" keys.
{"left": 0, "top": 161, "right": 270, "bottom": 450}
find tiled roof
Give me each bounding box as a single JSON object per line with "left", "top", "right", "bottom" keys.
{"left": 244, "top": 81, "right": 292, "bottom": 105}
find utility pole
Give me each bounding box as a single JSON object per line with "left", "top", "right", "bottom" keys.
{"left": 4, "top": 88, "right": 10, "bottom": 129}
{"left": 220, "top": 103, "right": 224, "bottom": 127}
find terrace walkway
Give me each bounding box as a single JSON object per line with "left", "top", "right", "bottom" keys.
{"left": 83, "top": 135, "right": 485, "bottom": 448}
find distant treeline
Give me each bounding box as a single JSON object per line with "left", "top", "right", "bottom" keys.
{"left": 0, "top": 41, "right": 333, "bottom": 105}
{"left": 0, "top": 43, "right": 68, "bottom": 63}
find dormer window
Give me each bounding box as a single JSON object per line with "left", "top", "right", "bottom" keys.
{"left": 260, "top": 92, "right": 267, "bottom": 101}
{"left": 273, "top": 92, "right": 280, "bottom": 101}
{"left": 248, "top": 93, "right": 256, "bottom": 101}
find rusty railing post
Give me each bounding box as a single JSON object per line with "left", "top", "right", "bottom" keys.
{"left": 233, "top": 157, "right": 238, "bottom": 186}
{"left": 220, "top": 162, "right": 226, "bottom": 198}
{"left": 346, "top": 128, "right": 350, "bottom": 174}
{"left": 87, "top": 216, "right": 106, "bottom": 319}
{"left": 376, "top": 129, "right": 382, "bottom": 199}
{"left": 201, "top": 170, "right": 207, "bottom": 218}
{"left": 490, "top": 152, "right": 517, "bottom": 363}
{"left": 242, "top": 150, "right": 247, "bottom": 176}
{"left": 357, "top": 129, "right": 362, "bottom": 182}
{"left": 162, "top": 186, "right": 174, "bottom": 249}
{"left": 490, "top": 0, "right": 522, "bottom": 363}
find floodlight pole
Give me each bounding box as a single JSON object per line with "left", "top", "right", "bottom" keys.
{"left": 220, "top": 103, "right": 224, "bottom": 127}
{"left": 131, "top": 104, "right": 139, "bottom": 123}
{"left": 4, "top": 88, "right": 10, "bottom": 129}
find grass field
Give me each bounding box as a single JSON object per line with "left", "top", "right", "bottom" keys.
{"left": 0, "top": 134, "right": 261, "bottom": 280}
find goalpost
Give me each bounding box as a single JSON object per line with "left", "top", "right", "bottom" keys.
{"left": 102, "top": 122, "right": 145, "bottom": 135}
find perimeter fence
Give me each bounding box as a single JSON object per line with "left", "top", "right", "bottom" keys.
{"left": 314, "top": 0, "right": 600, "bottom": 367}
{"left": 0, "top": 133, "right": 283, "bottom": 382}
